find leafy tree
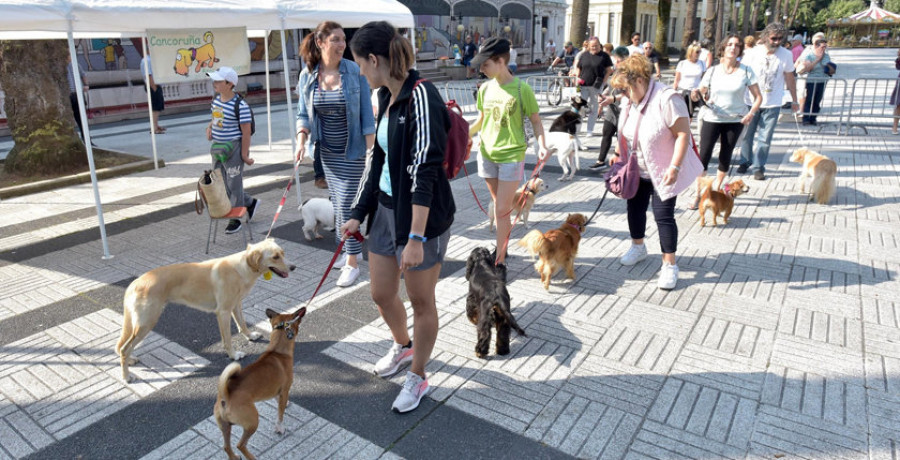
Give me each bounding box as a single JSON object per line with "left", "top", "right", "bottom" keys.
{"left": 812, "top": 0, "right": 865, "bottom": 31}
{"left": 0, "top": 40, "right": 86, "bottom": 174}
{"left": 683, "top": 0, "right": 700, "bottom": 52}
{"left": 655, "top": 0, "right": 672, "bottom": 63}
{"left": 620, "top": 0, "right": 638, "bottom": 45}
{"left": 569, "top": 0, "right": 589, "bottom": 47}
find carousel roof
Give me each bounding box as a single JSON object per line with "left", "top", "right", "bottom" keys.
{"left": 848, "top": 3, "right": 900, "bottom": 22}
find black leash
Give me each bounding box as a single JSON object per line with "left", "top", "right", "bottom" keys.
{"left": 584, "top": 187, "right": 610, "bottom": 228}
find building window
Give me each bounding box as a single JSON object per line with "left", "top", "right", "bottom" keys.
{"left": 671, "top": 17, "right": 677, "bottom": 42}
{"left": 608, "top": 13, "right": 616, "bottom": 44}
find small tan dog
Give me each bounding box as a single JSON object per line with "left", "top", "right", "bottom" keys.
{"left": 790, "top": 147, "right": 837, "bottom": 204}
{"left": 215, "top": 307, "right": 306, "bottom": 460}
{"left": 116, "top": 239, "right": 295, "bottom": 382}
{"left": 489, "top": 177, "right": 548, "bottom": 231}
{"left": 517, "top": 213, "right": 587, "bottom": 290}
{"left": 697, "top": 178, "right": 750, "bottom": 227}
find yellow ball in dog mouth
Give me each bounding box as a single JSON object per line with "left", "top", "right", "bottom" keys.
{"left": 264, "top": 271, "right": 272, "bottom": 280}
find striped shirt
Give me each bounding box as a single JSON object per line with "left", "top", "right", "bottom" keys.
{"left": 313, "top": 87, "right": 348, "bottom": 153}
{"left": 211, "top": 94, "right": 251, "bottom": 141}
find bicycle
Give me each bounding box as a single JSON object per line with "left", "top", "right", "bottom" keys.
{"left": 544, "top": 66, "right": 573, "bottom": 107}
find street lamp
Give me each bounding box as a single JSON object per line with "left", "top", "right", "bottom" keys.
{"left": 457, "top": 24, "right": 465, "bottom": 32}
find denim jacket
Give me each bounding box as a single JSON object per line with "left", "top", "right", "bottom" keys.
{"left": 296, "top": 59, "right": 375, "bottom": 161}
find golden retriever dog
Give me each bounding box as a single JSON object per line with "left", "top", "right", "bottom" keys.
{"left": 790, "top": 147, "right": 837, "bottom": 204}
{"left": 489, "top": 177, "right": 549, "bottom": 231}
{"left": 174, "top": 31, "right": 219, "bottom": 76}
{"left": 215, "top": 307, "right": 306, "bottom": 460}
{"left": 517, "top": 213, "right": 587, "bottom": 290}
{"left": 116, "top": 239, "right": 295, "bottom": 382}
{"left": 698, "top": 178, "right": 750, "bottom": 227}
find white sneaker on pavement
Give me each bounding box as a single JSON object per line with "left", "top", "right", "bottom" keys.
{"left": 373, "top": 341, "right": 414, "bottom": 377}
{"left": 391, "top": 371, "right": 429, "bottom": 413}
{"left": 336, "top": 265, "right": 360, "bottom": 287}
{"left": 658, "top": 262, "right": 679, "bottom": 290}
{"left": 619, "top": 243, "right": 648, "bottom": 266}
{"left": 332, "top": 253, "right": 348, "bottom": 270}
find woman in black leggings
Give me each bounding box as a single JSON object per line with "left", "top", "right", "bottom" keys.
{"left": 691, "top": 35, "right": 762, "bottom": 209}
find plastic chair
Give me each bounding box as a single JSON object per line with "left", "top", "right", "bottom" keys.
{"left": 203, "top": 198, "right": 252, "bottom": 254}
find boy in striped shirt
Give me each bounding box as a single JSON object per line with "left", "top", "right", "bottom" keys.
{"left": 206, "top": 67, "right": 259, "bottom": 234}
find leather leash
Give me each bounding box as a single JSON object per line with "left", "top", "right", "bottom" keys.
{"left": 306, "top": 231, "right": 365, "bottom": 306}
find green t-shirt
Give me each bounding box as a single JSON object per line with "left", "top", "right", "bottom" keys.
{"left": 476, "top": 77, "right": 539, "bottom": 163}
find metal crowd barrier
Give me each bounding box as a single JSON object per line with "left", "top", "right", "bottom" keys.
{"left": 523, "top": 74, "right": 581, "bottom": 109}
{"left": 441, "top": 80, "right": 482, "bottom": 117}
{"left": 843, "top": 78, "right": 900, "bottom": 134}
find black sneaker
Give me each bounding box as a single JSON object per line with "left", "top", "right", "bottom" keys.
{"left": 588, "top": 161, "right": 609, "bottom": 172}
{"left": 247, "top": 198, "right": 260, "bottom": 221}
{"left": 737, "top": 163, "right": 750, "bottom": 174}
{"left": 225, "top": 219, "right": 242, "bottom": 234}
{"left": 753, "top": 170, "right": 766, "bottom": 181}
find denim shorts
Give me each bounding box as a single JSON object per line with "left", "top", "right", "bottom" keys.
{"left": 477, "top": 154, "right": 525, "bottom": 182}
{"left": 368, "top": 201, "right": 449, "bottom": 271}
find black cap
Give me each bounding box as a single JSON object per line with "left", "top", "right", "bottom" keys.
{"left": 470, "top": 37, "right": 510, "bottom": 69}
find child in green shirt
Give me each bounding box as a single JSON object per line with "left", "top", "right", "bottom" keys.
{"left": 468, "top": 38, "right": 550, "bottom": 264}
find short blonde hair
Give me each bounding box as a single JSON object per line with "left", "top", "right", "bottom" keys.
{"left": 609, "top": 54, "right": 653, "bottom": 90}
{"left": 686, "top": 44, "right": 701, "bottom": 61}
{"left": 744, "top": 35, "right": 756, "bottom": 48}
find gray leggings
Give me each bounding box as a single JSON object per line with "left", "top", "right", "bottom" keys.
{"left": 210, "top": 138, "right": 254, "bottom": 208}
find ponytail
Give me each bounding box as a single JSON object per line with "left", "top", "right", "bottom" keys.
{"left": 350, "top": 21, "right": 413, "bottom": 81}
{"left": 300, "top": 21, "right": 343, "bottom": 71}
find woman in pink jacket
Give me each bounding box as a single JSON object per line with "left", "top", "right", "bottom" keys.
{"left": 607, "top": 55, "right": 703, "bottom": 290}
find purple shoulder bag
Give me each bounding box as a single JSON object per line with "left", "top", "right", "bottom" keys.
{"left": 604, "top": 83, "right": 655, "bottom": 200}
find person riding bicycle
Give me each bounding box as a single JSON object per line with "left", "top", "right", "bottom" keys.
{"left": 548, "top": 41, "right": 577, "bottom": 70}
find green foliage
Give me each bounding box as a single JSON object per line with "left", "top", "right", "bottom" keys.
{"left": 885, "top": 0, "right": 900, "bottom": 14}
{"left": 6, "top": 119, "right": 86, "bottom": 174}
{"left": 812, "top": 0, "right": 865, "bottom": 31}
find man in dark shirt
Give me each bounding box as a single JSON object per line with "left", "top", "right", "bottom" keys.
{"left": 575, "top": 38, "right": 613, "bottom": 136}
{"left": 462, "top": 36, "right": 477, "bottom": 78}
{"left": 549, "top": 41, "right": 578, "bottom": 70}
{"left": 642, "top": 42, "right": 662, "bottom": 80}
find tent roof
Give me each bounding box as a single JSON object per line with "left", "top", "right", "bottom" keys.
{"left": 0, "top": 0, "right": 414, "bottom": 38}
{"left": 848, "top": 3, "right": 900, "bottom": 22}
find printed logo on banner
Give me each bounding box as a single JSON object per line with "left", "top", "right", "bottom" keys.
{"left": 147, "top": 27, "right": 250, "bottom": 84}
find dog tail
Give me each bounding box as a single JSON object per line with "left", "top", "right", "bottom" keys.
{"left": 517, "top": 229, "right": 545, "bottom": 255}
{"left": 218, "top": 362, "right": 242, "bottom": 401}
{"left": 297, "top": 198, "right": 309, "bottom": 211}
{"left": 811, "top": 164, "right": 837, "bottom": 204}
{"left": 204, "top": 31, "right": 213, "bottom": 43}
{"left": 485, "top": 291, "right": 526, "bottom": 337}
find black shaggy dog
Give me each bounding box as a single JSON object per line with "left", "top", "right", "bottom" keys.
{"left": 548, "top": 95, "right": 589, "bottom": 135}
{"left": 465, "top": 247, "right": 526, "bottom": 358}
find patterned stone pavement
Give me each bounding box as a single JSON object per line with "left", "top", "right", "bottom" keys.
{"left": 2, "top": 49, "right": 900, "bottom": 459}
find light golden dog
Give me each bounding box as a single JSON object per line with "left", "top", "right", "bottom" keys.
{"left": 489, "top": 177, "right": 548, "bottom": 231}
{"left": 697, "top": 178, "right": 750, "bottom": 227}
{"left": 215, "top": 307, "right": 306, "bottom": 460}
{"left": 517, "top": 213, "right": 587, "bottom": 290}
{"left": 790, "top": 147, "right": 837, "bottom": 204}
{"left": 174, "top": 31, "right": 219, "bottom": 76}
{"left": 116, "top": 239, "right": 295, "bottom": 382}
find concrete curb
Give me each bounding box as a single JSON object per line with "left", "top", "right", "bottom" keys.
{"left": 0, "top": 157, "right": 164, "bottom": 200}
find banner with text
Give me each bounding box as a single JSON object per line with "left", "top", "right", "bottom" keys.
{"left": 147, "top": 27, "right": 250, "bottom": 84}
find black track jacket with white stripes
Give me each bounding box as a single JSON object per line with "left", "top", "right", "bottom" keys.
{"left": 350, "top": 70, "right": 455, "bottom": 246}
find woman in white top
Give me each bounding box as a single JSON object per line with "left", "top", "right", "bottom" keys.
{"left": 673, "top": 43, "right": 706, "bottom": 118}
{"left": 690, "top": 34, "right": 762, "bottom": 208}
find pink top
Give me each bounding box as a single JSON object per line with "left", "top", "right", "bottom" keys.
{"left": 792, "top": 44, "right": 804, "bottom": 63}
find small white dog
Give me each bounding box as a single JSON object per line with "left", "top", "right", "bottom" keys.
{"left": 298, "top": 197, "right": 334, "bottom": 240}
{"left": 546, "top": 131, "right": 579, "bottom": 181}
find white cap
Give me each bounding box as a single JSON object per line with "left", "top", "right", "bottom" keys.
{"left": 791, "top": 34, "right": 803, "bottom": 42}
{"left": 208, "top": 67, "right": 238, "bottom": 85}
{"left": 812, "top": 32, "right": 825, "bottom": 42}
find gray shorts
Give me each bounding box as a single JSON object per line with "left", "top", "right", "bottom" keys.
{"left": 477, "top": 154, "right": 525, "bottom": 182}
{"left": 369, "top": 202, "right": 450, "bottom": 271}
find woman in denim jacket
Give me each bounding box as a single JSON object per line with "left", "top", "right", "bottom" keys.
{"left": 296, "top": 21, "right": 376, "bottom": 287}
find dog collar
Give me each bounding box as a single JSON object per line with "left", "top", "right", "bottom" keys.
{"left": 723, "top": 183, "right": 731, "bottom": 193}
{"left": 189, "top": 47, "right": 197, "bottom": 60}
{"left": 273, "top": 316, "right": 301, "bottom": 340}
{"left": 568, "top": 223, "right": 583, "bottom": 233}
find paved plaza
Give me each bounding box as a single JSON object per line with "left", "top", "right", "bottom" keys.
{"left": 1, "top": 48, "right": 900, "bottom": 459}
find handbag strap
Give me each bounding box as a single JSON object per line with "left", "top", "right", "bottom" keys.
{"left": 617, "top": 81, "right": 657, "bottom": 162}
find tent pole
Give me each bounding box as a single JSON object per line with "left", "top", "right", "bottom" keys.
{"left": 142, "top": 38, "right": 159, "bottom": 170}
{"left": 281, "top": 24, "right": 301, "bottom": 205}
{"left": 67, "top": 21, "right": 112, "bottom": 260}
{"left": 265, "top": 30, "right": 272, "bottom": 150}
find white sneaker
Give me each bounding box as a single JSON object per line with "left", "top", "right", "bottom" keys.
{"left": 336, "top": 265, "right": 360, "bottom": 287}
{"left": 619, "top": 243, "right": 648, "bottom": 266}
{"left": 391, "top": 371, "right": 429, "bottom": 413}
{"left": 332, "top": 253, "right": 348, "bottom": 270}
{"left": 658, "top": 262, "right": 679, "bottom": 290}
{"left": 374, "top": 342, "right": 414, "bottom": 377}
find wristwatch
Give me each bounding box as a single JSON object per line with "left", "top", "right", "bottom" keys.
{"left": 408, "top": 233, "right": 427, "bottom": 243}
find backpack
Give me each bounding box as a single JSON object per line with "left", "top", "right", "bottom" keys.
{"left": 410, "top": 79, "right": 471, "bottom": 179}
{"left": 233, "top": 93, "right": 256, "bottom": 136}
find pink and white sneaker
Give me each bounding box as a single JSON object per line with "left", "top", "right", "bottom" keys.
{"left": 373, "top": 342, "right": 413, "bottom": 377}
{"left": 391, "top": 371, "right": 429, "bottom": 413}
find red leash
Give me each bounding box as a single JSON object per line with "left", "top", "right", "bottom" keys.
{"left": 495, "top": 156, "right": 547, "bottom": 265}
{"left": 306, "top": 231, "right": 365, "bottom": 306}
{"left": 265, "top": 154, "right": 304, "bottom": 239}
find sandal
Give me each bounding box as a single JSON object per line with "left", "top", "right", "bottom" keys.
{"left": 154, "top": 127, "right": 167, "bottom": 134}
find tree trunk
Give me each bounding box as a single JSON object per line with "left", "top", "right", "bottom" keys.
{"left": 741, "top": 0, "right": 753, "bottom": 37}
{"left": 620, "top": 0, "right": 638, "bottom": 45}
{"left": 0, "top": 40, "right": 86, "bottom": 174}
{"left": 715, "top": 0, "right": 725, "bottom": 45}
{"left": 730, "top": 0, "right": 740, "bottom": 35}
{"left": 749, "top": 0, "right": 761, "bottom": 35}
{"left": 787, "top": 0, "right": 802, "bottom": 28}
{"left": 655, "top": 0, "right": 672, "bottom": 65}
{"left": 569, "top": 0, "right": 590, "bottom": 47}
{"left": 682, "top": 0, "right": 700, "bottom": 54}
{"left": 703, "top": 0, "right": 719, "bottom": 45}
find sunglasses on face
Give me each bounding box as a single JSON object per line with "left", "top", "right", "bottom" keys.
{"left": 770, "top": 36, "right": 784, "bottom": 42}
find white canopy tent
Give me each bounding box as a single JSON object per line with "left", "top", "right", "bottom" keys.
{"left": 0, "top": 0, "right": 414, "bottom": 258}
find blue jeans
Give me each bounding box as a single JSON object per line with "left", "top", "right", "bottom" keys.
{"left": 739, "top": 106, "right": 780, "bottom": 173}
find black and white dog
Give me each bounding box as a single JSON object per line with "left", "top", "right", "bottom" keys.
{"left": 544, "top": 96, "right": 588, "bottom": 181}
{"left": 465, "top": 247, "right": 526, "bottom": 358}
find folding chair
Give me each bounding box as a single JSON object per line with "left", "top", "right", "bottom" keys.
{"left": 202, "top": 196, "right": 252, "bottom": 254}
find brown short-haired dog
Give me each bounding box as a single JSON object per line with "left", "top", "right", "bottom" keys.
{"left": 790, "top": 147, "right": 837, "bottom": 204}
{"left": 517, "top": 213, "right": 587, "bottom": 290}
{"left": 698, "top": 178, "right": 750, "bottom": 227}
{"left": 490, "top": 177, "right": 549, "bottom": 231}
{"left": 214, "top": 307, "right": 306, "bottom": 460}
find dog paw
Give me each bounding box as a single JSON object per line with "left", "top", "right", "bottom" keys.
{"left": 496, "top": 346, "right": 510, "bottom": 356}
{"left": 274, "top": 422, "right": 285, "bottom": 435}
{"left": 248, "top": 331, "right": 262, "bottom": 341}
{"left": 315, "top": 234, "right": 324, "bottom": 239}
{"left": 475, "top": 350, "right": 488, "bottom": 359}
{"left": 231, "top": 351, "right": 246, "bottom": 360}
{"left": 122, "top": 372, "right": 135, "bottom": 383}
